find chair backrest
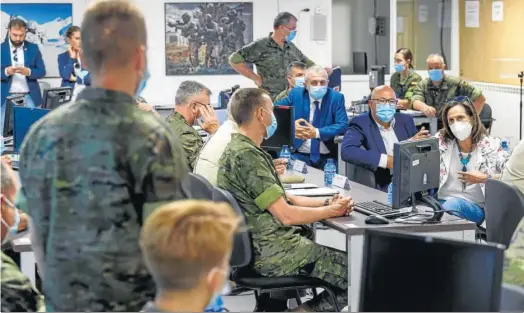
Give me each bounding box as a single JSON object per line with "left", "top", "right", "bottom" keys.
{"left": 353, "top": 51, "right": 368, "bottom": 74}
{"left": 500, "top": 284, "right": 524, "bottom": 311}
{"left": 39, "top": 81, "right": 51, "bottom": 98}
{"left": 479, "top": 103, "right": 494, "bottom": 133}
{"left": 181, "top": 172, "right": 215, "bottom": 200}
{"left": 484, "top": 179, "right": 524, "bottom": 246}
{"left": 212, "top": 187, "right": 251, "bottom": 268}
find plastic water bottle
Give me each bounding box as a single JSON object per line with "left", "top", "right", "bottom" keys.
{"left": 324, "top": 159, "right": 337, "bottom": 186}
{"left": 501, "top": 139, "right": 510, "bottom": 153}
{"left": 387, "top": 183, "right": 393, "bottom": 205}
{"left": 279, "top": 145, "right": 292, "bottom": 170}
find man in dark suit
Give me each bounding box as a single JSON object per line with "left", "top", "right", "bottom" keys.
{"left": 341, "top": 85, "right": 429, "bottom": 191}
{"left": 1, "top": 18, "right": 46, "bottom": 130}
{"left": 275, "top": 65, "right": 348, "bottom": 170}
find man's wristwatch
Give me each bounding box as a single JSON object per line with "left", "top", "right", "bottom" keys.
{"left": 324, "top": 199, "right": 330, "bottom": 206}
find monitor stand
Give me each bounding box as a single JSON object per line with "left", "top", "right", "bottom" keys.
{"left": 400, "top": 193, "right": 444, "bottom": 222}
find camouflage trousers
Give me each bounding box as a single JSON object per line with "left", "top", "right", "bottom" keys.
{"left": 304, "top": 245, "right": 348, "bottom": 312}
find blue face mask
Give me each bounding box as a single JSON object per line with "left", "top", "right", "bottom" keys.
{"left": 135, "top": 67, "right": 150, "bottom": 97}
{"left": 205, "top": 269, "right": 231, "bottom": 312}
{"left": 394, "top": 63, "right": 405, "bottom": 73}
{"left": 262, "top": 109, "right": 278, "bottom": 139}
{"left": 1, "top": 196, "right": 20, "bottom": 245}
{"left": 286, "top": 30, "right": 297, "bottom": 42}
{"left": 294, "top": 76, "right": 305, "bottom": 88}
{"left": 428, "top": 69, "right": 443, "bottom": 82}
{"left": 375, "top": 103, "right": 396, "bottom": 123}
{"left": 309, "top": 86, "right": 328, "bottom": 100}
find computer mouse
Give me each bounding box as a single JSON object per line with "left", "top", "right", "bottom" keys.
{"left": 365, "top": 215, "right": 390, "bottom": 225}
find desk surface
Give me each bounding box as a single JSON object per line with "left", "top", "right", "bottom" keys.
{"left": 301, "top": 167, "right": 476, "bottom": 236}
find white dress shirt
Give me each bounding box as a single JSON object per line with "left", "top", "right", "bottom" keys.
{"left": 6, "top": 41, "right": 30, "bottom": 93}
{"left": 193, "top": 119, "right": 239, "bottom": 186}
{"left": 298, "top": 95, "right": 330, "bottom": 154}
{"left": 374, "top": 117, "right": 399, "bottom": 169}
{"left": 439, "top": 148, "right": 484, "bottom": 206}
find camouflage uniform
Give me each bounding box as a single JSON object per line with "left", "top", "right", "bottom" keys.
{"left": 217, "top": 134, "right": 347, "bottom": 312}
{"left": 229, "top": 34, "right": 315, "bottom": 100}
{"left": 503, "top": 218, "right": 524, "bottom": 288}
{"left": 17, "top": 88, "right": 189, "bottom": 312}
{"left": 275, "top": 88, "right": 291, "bottom": 102}
{"left": 411, "top": 75, "right": 483, "bottom": 116}
{"left": 1, "top": 251, "right": 45, "bottom": 312}
{"left": 166, "top": 111, "right": 203, "bottom": 170}
{"left": 389, "top": 71, "right": 422, "bottom": 103}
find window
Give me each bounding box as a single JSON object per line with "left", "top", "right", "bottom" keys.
{"left": 332, "top": 0, "right": 391, "bottom": 75}
{"left": 396, "top": 0, "right": 452, "bottom": 70}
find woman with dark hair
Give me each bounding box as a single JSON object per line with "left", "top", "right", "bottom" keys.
{"left": 57, "top": 26, "right": 91, "bottom": 89}
{"left": 390, "top": 48, "right": 422, "bottom": 109}
{"left": 437, "top": 97, "right": 510, "bottom": 224}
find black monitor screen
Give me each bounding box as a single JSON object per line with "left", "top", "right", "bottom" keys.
{"left": 261, "top": 105, "right": 294, "bottom": 152}
{"left": 3, "top": 95, "right": 25, "bottom": 137}
{"left": 359, "top": 230, "right": 504, "bottom": 312}
{"left": 42, "top": 87, "right": 73, "bottom": 110}
{"left": 392, "top": 138, "right": 440, "bottom": 209}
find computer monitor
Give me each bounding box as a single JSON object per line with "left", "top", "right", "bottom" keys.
{"left": 42, "top": 87, "right": 73, "bottom": 110}
{"left": 392, "top": 138, "right": 440, "bottom": 211}
{"left": 3, "top": 95, "right": 26, "bottom": 137}
{"left": 359, "top": 229, "right": 504, "bottom": 312}
{"left": 13, "top": 106, "right": 50, "bottom": 153}
{"left": 261, "top": 105, "right": 294, "bottom": 152}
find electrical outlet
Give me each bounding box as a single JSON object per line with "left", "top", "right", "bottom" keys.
{"left": 376, "top": 16, "right": 387, "bottom": 36}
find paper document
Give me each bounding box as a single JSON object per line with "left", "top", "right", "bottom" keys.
{"left": 283, "top": 183, "right": 318, "bottom": 190}
{"left": 287, "top": 187, "right": 339, "bottom": 197}
{"left": 492, "top": 1, "right": 503, "bottom": 22}
{"left": 465, "top": 1, "right": 480, "bottom": 28}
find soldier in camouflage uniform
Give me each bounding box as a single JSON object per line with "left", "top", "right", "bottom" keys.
{"left": 412, "top": 54, "right": 485, "bottom": 119}
{"left": 504, "top": 217, "right": 524, "bottom": 288}
{"left": 274, "top": 61, "right": 307, "bottom": 101}
{"left": 172, "top": 13, "right": 202, "bottom": 70}
{"left": 166, "top": 81, "right": 218, "bottom": 170}
{"left": 16, "top": 2, "right": 190, "bottom": 311}
{"left": 1, "top": 160, "right": 45, "bottom": 312}
{"left": 229, "top": 12, "right": 315, "bottom": 100}
{"left": 217, "top": 88, "right": 354, "bottom": 312}
{"left": 390, "top": 48, "right": 422, "bottom": 109}
{"left": 203, "top": 14, "right": 220, "bottom": 68}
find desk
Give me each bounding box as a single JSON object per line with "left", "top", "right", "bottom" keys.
{"left": 301, "top": 166, "right": 476, "bottom": 312}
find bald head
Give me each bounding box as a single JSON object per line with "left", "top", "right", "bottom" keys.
{"left": 371, "top": 85, "right": 395, "bottom": 100}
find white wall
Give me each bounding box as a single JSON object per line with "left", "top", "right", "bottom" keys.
{"left": 135, "top": 0, "right": 332, "bottom": 106}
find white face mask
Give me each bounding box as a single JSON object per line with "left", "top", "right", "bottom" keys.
{"left": 450, "top": 121, "right": 472, "bottom": 141}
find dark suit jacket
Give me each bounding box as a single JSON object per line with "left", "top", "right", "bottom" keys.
{"left": 1, "top": 40, "right": 46, "bottom": 107}
{"left": 341, "top": 112, "right": 417, "bottom": 187}
{"left": 58, "top": 51, "right": 91, "bottom": 88}
{"left": 274, "top": 87, "right": 349, "bottom": 160}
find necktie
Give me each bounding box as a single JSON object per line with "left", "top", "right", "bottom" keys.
{"left": 310, "top": 100, "right": 321, "bottom": 163}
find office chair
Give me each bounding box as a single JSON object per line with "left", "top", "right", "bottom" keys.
{"left": 180, "top": 172, "right": 215, "bottom": 200}
{"left": 483, "top": 179, "right": 524, "bottom": 246}
{"left": 223, "top": 187, "right": 341, "bottom": 312}
{"left": 38, "top": 81, "right": 51, "bottom": 98}
{"left": 479, "top": 103, "right": 495, "bottom": 134}
{"left": 344, "top": 162, "right": 376, "bottom": 189}
{"left": 500, "top": 284, "right": 524, "bottom": 311}
{"left": 353, "top": 52, "right": 368, "bottom": 74}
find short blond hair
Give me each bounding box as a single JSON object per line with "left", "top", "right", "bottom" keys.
{"left": 81, "top": 0, "right": 147, "bottom": 74}
{"left": 140, "top": 200, "right": 239, "bottom": 291}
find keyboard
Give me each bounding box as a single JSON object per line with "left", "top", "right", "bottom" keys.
{"left": 354, "top": 201, "right": 409, "bottom": 219}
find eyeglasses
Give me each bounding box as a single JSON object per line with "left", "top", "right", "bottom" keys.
{"left": 12, "top": 49, "right": 18, "bottom": 64}
{"left": 371, "top": 98, "right": 398, "bottom": 106}
{"left": 309, "top": 79, "right": 328, "bottom": 86}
